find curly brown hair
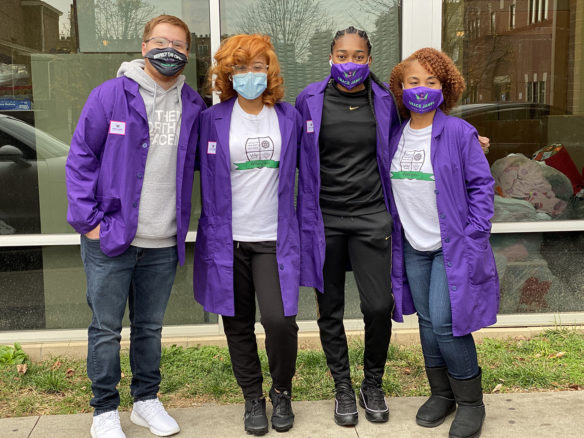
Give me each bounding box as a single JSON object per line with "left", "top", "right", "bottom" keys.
{"left": 389, "top": 48, "right": 465, "bottom": 119}
{"left": 207, "top": 34, "right": 284, "bottom": 106}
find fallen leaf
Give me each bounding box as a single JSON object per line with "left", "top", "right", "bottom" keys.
{"left": 16, "top": 364, "right": 28, "bottom": 375}
{"left": 568, "top": 384, "right": 583, "bottom": 391}
{"left": 66, "top": 368, "right": 75, "bottom": 378}
{"left": 51, "top": 360, "right": 63, "bottom": 370}
{"left": 121, "top": 372, "right": 125, "bottom": 378}
{"left": 548, "top": 352, "right": 566, "bottom": 359}
{"left": 492, "top": 383, "right": 503, "bottom": 393}
{"left": 403, "top": 368, "right": 412, "bottom": 375}
{"left": 535, "top": 353, "right": 542, "bottom": 358}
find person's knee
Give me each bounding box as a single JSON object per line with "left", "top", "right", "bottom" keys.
{"left": 361, "top": 294, "right": 394, "bottom": 320}
{"left": 261, "top": 314, "right": 298, "bottom": 337}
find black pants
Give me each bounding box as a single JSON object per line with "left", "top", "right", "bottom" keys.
{"left": 317, "top": 211, "right": 394, "bottom": 386}
{"left": 223, "top": 241, "right": 299, "bottom": 400}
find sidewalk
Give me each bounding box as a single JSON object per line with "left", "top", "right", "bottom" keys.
{"left": 2, "top": 391, "right": 582, "bottom": 437}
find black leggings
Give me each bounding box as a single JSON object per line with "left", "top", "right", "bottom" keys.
{"left": 222, "top": 241, "right": 299, "bottom": 400}
{"left": 317, "top": 210, "right": 394, "bottom": 386}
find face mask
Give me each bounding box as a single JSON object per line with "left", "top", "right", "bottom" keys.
{"left": 402, "top": 86, "right": 444, "bottom": 113}
{"left": 330, "top": 60, "right": 370, "bottom": 90}
{"left": 232, "top": 72, "right": 268, "bottom": 100}
{"left": 144, "top": 47, "right": 188, "bottom": 77}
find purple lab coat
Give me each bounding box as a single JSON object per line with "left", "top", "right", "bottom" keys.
{"left": 66, "top": 76, "right": 205, "bottom": 266}
{"left": 388, "top": 110, "right": 500, "bottom": 336}
{"left": 193, "top": 98, "right": 303, "bottom": 317}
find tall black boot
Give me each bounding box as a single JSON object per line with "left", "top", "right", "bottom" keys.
{"left": 416, "top": 366, "right": 456, "bottom": 427}
{"left": 448, "top": 369, "right": 485, "bottom": 438}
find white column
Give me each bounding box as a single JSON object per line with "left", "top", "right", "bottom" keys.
{"left": 209, "top": 0, "right": 221, "bottom": 105}
{"left": 402, "top": 0, "right": 443, "bottom": 58}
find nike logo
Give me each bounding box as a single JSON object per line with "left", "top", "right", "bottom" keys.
{"left": 349, "top": 106, "right": 359, "bottom": 111}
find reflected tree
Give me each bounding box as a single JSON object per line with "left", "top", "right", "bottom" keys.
{"left": 237, "top": 0, "right": 333, "bottom": 61}
{"left": 95, "top": 0, "right": 157, "bottom": 42}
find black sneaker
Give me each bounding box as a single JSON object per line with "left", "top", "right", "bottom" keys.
{"left": 359, "top": 380, "right": 389, "bottom": 423}
{"left": 244, "top": 398, "right": 269, "bottom": 436}
{"left": 334, "top": 382, "right": 358, "bottom": 426}
{"left": 269, "top": 388, "right": 294, "bottom": 432}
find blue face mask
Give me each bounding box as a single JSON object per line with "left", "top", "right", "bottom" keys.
{"left": 232, "top": 72, "right": 267, "bottom": 100}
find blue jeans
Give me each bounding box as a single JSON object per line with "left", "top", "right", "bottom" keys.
{"left": 80, "top": 235, "right": 178, "bottom": 414}
{"left": 403, "top": 240, "right": 479, "bottom": 380}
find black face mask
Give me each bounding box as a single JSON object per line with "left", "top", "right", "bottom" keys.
{"left": 144, "top": 47, "right": 188, "bottom": 77}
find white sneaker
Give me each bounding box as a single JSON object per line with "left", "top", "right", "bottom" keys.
{"left": 90, "top": 410, "right": 126, "bottom": 438}
{"left": 131, "top": 398, "right": 180, "bottom": 436}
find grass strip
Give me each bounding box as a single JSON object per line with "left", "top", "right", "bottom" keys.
{"left": 0, "top": 328, "right": 582, "bottom": 417}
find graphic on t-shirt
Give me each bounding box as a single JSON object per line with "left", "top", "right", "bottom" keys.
{"left": 391, "top": 149, "right": 434, "bottom": 181}
{"left": 234, "top": 136, "right": 280, "bottom": 170}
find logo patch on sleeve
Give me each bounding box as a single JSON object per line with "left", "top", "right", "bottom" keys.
{"left": 207, "top": 141, "right": 217, "bottom": 154}
{"left": 306, "top": 120, "right": 314, "bottom": 133}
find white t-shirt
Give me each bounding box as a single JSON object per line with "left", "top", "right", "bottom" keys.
{"left": 390, "top": 120, "right": 441, "bottom": 251}
{"left": 229, "top": 100, "right": 281, "bottom": 241}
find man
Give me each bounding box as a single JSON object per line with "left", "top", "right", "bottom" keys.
{"left": 66, "top": 15, "right": 205, "bottom": 438}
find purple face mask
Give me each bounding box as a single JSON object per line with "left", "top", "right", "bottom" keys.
{"left": 330, "top": 61, "right": 370, "bottom": 89}
{"left": 402, "top": 86, "right": 444, "bottom": 113}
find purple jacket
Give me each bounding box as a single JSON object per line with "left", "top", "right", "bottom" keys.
{"left": 66, "top": 76, "right": 205, "bottom": 265}
{"left": 389, "top": 110, "right": 500, "bottom": 336}
{"left": 295, "top": 76, "right": 406, "bottom": 319}
{"left": 193, "top": 98, "right": 303, "bottom": 317}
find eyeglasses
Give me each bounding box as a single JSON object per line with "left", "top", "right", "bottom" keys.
{"left": 232, "top": 63, "right": 269, "bottom": 74}
{"left": 145, "top": 36, "right": 188, "bottom": 51}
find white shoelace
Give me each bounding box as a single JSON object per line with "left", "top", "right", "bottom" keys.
{"left": 94, "top": 410, "right": 122, "bottom": 433}
{"left": 137, "top": 399, "right": 169, "bottom": 420}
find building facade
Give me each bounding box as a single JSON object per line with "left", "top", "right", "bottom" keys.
{"left": 0, "top": 0, "right": 583, "bottom": 340}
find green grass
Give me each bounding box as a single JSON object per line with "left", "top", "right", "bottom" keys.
{"left": 0, "top": 328, "right": 582, "bottom": 417}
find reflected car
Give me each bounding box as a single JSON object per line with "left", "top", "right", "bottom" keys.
{"left": 0, "top": 114, "right": 69, "bottom": 234}
{"left": 450, "top": 102, "right": 564, "bottom": 164}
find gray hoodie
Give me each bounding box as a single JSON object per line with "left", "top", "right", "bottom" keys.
{"left": 117, "top": 59, "right": 184, "bottom": 248}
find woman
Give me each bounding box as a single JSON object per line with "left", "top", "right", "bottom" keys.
{"left": 295, "top": 26, "right": 402, "bottom": 426}
{"left": 194, "top": 34, "right": 302, "bottom": 436}
{"left": 388, "top": 48, "right": 500, "bottom": 438}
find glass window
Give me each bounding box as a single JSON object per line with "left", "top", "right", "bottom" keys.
{"left": 0, "top": 0, "right": 214, "bottom": 330}
{"left": 443, "top": 0, "right": 584, "bottom": 222}
{"left": 219, "top": 0, "right": 402, "bottom": 103}
{"left": 0, "top": 0, "right": 210, "bottom": 235}
{"left": 219, "top": 0, "right": 402, "bottom": 321}
{"left": 0, "top": 243, "right": 217, "bottom": 330}
{"left": 493, "top": 232, "right": 584, "bottom": 313}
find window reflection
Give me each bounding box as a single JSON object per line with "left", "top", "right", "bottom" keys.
{"left": 220, "top": 0, "right": 402, "bottom": 103}
{"left": 443, "top": 0, "right": 584, "bottom": 221}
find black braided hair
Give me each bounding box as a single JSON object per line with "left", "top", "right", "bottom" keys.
{"left": 330, "top": 26, "right": 372, "bottom": 55}
{"left": 330, "top": 26, "right": 394, "bottom": 121}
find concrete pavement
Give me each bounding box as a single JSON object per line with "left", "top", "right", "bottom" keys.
{"left": 1, "top": 391, "right": 583, "bottom": 437}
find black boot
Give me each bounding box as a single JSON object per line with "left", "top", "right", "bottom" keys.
{"left": 244, "top": 398, "right": 269, "bottom": 436}
{"left": 269, "top": 387, "right": 294, "bottom": 432}
{"left": 416, "top": 366, "right": 456, "bottom": 427}
{"left": 448, "top": 369, "right": 485, "bottom": 438}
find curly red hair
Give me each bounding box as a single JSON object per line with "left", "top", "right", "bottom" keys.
{"left": 208, "top": 34, "right": 284, "bottom": 106}
{"left": 389, "top": 48, "right": 465, "bottom": 119}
